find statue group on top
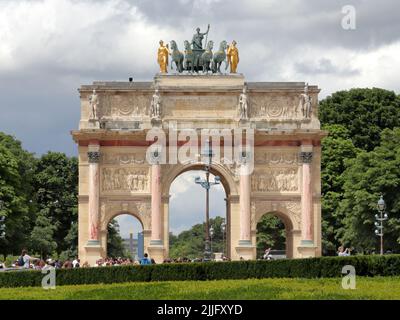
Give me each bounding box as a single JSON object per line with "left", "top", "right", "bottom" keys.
{"left": 157, "top": 25, "right": 240, "bottom": 74}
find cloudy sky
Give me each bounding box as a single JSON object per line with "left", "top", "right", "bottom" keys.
{"left": 1, "top": 0, "right": 399, "bottom": 238}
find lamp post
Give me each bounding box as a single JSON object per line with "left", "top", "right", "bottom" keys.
{"left": 221, "top": 222, "right": 226, "bottom": 257}
{"left": 375, "top": 195, "right": 388, "bottom": 255}
{"left": 210, "top": 226, "right": 214, "bottom": 258}
{"left": 195, "top": 139, "right": 221, "bottom": 262}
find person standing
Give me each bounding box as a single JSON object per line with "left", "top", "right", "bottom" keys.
{"left": 140, "top": 253, "right": 152, "bottom": 265}
{"left": 337, "top": 246, "right": 351, "bottom": 256}
{"left": 19, "top": 249, "right": 40, "bottom": 269}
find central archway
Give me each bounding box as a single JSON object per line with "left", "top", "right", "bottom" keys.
{"left": 162, "top": 162, "right": 239, "bottom": 260}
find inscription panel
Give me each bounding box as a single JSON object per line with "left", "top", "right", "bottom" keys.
{"left": 163, "top": 95, "right": 238, "bottom": 118}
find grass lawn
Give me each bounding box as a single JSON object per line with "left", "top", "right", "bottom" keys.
{"left": 0, "top": 277, "right": 399, "bottom": 300}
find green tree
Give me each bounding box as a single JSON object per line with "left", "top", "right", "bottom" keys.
{"left": 32, "top": 152, "right": 78, "bottom": 254}
{"left": 0, "top": 133, "right": 35, "bottom": 256}
{"left": 107, "top": 219, "right": 127, "bottom": 258}
{"left": 321, "top": 125, "right": 360, "bottom": 254}
{"left": 338, "top": 128, "right": 400, "bottom": 253}
{"left": 256, "top": 214, "right": 286, "bottom": 258}
{"left": 30, "top": 213, "right": 57, "bottom": 258}
{"left": 169, "top": 217, "right": 226, "bottom": 259}
{"left": 319, "top": 88, "right": 400, "bottom": 151}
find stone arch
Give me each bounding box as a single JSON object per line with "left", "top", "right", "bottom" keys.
{"left": 162, "top": 161, "right": 235, "bottom": 259}
{"left": 99, "top": 200, "right": 151, "bottom": 232}
{"left": 252, "top": 201, "right": 301, "bottom": 259}
{"left": 161, "top": 161, "right": 239, "bottom": 197}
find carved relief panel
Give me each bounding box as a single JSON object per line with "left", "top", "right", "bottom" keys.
{"left": 101, "top": 167, "right": 150, "bottom": 193}
{"left": 100, "top": 94, "right": 151, "bottom": 119}
{"left": 252, "top": 167, "right": 299, "bottom": 192}
{"left": 250, "top": 94, "right": 316, "bottom": 121}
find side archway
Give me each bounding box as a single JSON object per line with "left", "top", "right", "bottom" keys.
{"left": 98, "top": 200, "right": 151, "bottom": 259}
{"left": 252, "top": 201, "right": 302, "bottom": 259}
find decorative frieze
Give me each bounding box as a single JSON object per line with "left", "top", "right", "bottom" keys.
{"left": 100, "top": 94, "right": 150, "bottom": 119}
{"left": 251, "top": 168, "right": 299, "bottom": 192}
{"left": 101, "top": 168, "right": 149, "bottom": 192}
{"left": 255, "top": 151, "right": 299, "bottom": 165}
{"left": 101, "top": 153, "right": 146, "bottom": 165}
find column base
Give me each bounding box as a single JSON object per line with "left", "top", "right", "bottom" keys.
{"left": 83, "top": 241, "right": 102, "bottom": 266}
{"left": 298, "top": 241, "right": 317, "bottom": 258}
{"left": 150, "top": 239, "right": 163, "bottom": 246}
{"left": 235, "top": 240, "right": 256, "bottom": 260}
{"left": 148, "top": 243, "right": 165, "bottom": 264}
{"left": 86, "top": 240, "right": 101, "bottom": 247}
{"left": 300, "top": 240, "right": 315, "bottom": 247}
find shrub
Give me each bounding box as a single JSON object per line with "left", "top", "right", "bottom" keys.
{"left": 1, "top": 255, "right": 400, "bottom": 288}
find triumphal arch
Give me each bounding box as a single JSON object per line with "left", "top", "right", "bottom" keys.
{"left": 72, "top": 75, "right": 326, "bottom": 264}
{"left": 72, "top": 32, "right": 326, "bottom": 265}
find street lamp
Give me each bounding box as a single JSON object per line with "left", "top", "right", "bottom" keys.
{"left": 195, "top": 139, "right": 221, "bottom": 262}
{"left": 375, "top": 195, "right": 388, "bottom": 255}
{"left": 210, "top": 226, "right": 214, "bottom": 258}
{"left": 221, "top": 222, "right": 226, "bottom": 257}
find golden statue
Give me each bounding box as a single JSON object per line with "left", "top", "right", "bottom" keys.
{"left": 157, "top": 40, "right": 170, "bottom": 73}
{"left": 227, "top": 40, "right": 239, "bottom": 73}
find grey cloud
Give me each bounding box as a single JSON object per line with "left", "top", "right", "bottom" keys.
{"left": 294, "top": 58, "right": 360, "bottom": 76}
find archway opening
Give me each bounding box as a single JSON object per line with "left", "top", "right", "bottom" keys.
{"left": 107, "top": 214, "right": 144, "bottom": 260}
{"left": 256, "top": 213, "right": 289, "bottom": 259}
{"left": 168, "top": 170, "right": 228, "bottom": 261}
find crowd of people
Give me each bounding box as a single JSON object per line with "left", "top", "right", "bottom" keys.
{"left": 0, "top": 245, "right": 361, "bottom": 271}
{"left": 0, "top": 250, "right": 236, "bottom": 270}
{"left": 0, "top": 251, "right": 159, "bottom": 270}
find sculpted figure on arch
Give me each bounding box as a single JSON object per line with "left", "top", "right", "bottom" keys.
{"left": 157, "top": 40, "right": 170, "bottom": 73}
{"left": 89, "top": 89, "right": 99, "bottom": 119}
{"left": 238, "top": 86, "right": 249, "bottom": 120}
{"left": 150, "top": 88, "right": 161, "bottom": 119}
{"left": 299, "top": 83, "right": 312, "bottom": 118}
{"left": 227, "top": 40, "right": 239, "bottom": 73}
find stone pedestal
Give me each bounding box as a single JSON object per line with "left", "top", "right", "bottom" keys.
{"left": 235, "top": 243, "right": 256, "bottom": 260}
{"left": 84, "top": 243, "right": 102, "bottom": 266}
{"left": 148, "top": 245, "right": 165, "bottom": 264}
{"left": 298, "top": 243, "right": 318, "bottom": 258}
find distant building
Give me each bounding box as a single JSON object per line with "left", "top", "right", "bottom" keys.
{"left": 122, "top": 232, "right": 144, "bottom": 260}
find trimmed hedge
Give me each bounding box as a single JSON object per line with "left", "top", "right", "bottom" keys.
{"left": 1, "top": 255, "right": 400, "bottom": 288}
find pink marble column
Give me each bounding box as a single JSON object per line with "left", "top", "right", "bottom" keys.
{"left": 151, "top": 164, "right": 162, "bottom": 245}
{"left": 239, "top": 173, "right": 251, "bottom": 244}
{"left": 300, "top": 151, "right": 313, "bottom": 244}
{"left": 87, "top": 149, "right": 100, "bottom": 244}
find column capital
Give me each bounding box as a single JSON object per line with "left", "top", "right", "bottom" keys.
{"left": 88, "top": 151, "right": 100, "bottom": 163}
{"left": 299, "top": 151, "right": 313, "bottom": 164}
